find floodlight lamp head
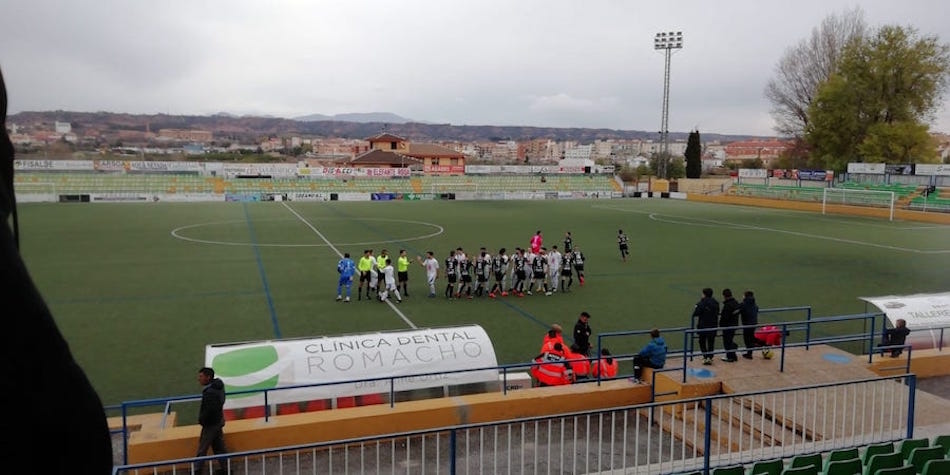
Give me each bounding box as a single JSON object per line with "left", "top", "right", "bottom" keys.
{"left": 654, "top": 31, "right": 684, "bottom": 50}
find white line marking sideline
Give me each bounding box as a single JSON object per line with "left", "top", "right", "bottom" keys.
{"left": 591, "top": 204, "right": 950, "bottom": 254}
{"left": 282, "top": 202, "right": 418, "bottom": 329}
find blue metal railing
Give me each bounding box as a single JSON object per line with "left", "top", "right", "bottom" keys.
{"left": 116, "top": 308, "right": 946, "bottom": 465}
{"left": 112, "top": 373, "right": 918, "bottom": 475}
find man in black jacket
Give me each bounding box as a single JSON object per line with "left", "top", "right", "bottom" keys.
{"left": 0, "top": 68, "right": 113, "bottom": 473}
{"left": 740, "top": 290, "right": 759, "bottom": 359}
{"left": 720, "top": 289, "right": 741, "bottom": 362}
{"left": 573, "top": 311, "right": 592, "bottom": 356}
{"left": 692, "top": 288, "right": 719, "bottom": 365}
{"left": 195, "top": 367, "right": 228, "bottom": 474}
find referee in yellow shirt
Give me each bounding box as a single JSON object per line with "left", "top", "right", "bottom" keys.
{"left": 357, "top": 250, "right": 374, "bottom": 301}
{"left": 397, "top": 250, "right": 411, "bottom": 297}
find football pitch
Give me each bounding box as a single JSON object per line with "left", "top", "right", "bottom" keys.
{"left": 16, "top": 198, "right": 950, "bottom": 406}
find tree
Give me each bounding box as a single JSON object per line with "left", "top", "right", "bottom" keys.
{"left": 765, "top": 7, "right": 867, "bottom": 137}
{"left": 806, "top": 25, "right": 950, "bottom": 170}
{"left": 684, "top": 130, "right": 702, "bottom": 178}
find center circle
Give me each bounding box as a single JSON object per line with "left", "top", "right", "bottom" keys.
{"left": 171, "top": 217, "right": 444, "bottom": 247}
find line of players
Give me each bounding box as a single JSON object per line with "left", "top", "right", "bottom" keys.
{"left": 439, "top": 242, "right": 586, "bottom": 300}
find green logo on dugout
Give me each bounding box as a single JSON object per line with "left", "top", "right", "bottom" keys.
{"left": 212, "top": 345, "right": 281, "bottom": 398}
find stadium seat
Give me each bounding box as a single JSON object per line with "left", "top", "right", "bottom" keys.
{"left": 870, "top": 466, "right": 915, "bottom": 475}
{"left": 357, "top": 393, "right": 385, "bottom": 406}
{"left": 781, "top": 464, "right": 818, "bottom": 475}
{"left": 276, "top": 402, "right": 301, "bottom": 415}
{"left": 243, "top": 405, "right": 267, "bottom": 419}
{"left": 827, "top": 448, "right": 860, "bottom": 463}
{"left": 790, "top": 454, "right": 822, "bottom": 469}
{"left": 908, "top": 446, "right": 945, "bottom": 474}
{"left": 933, "top": 434, "right": 950, "bottom": 455}
{"left": 922, "top": 459, "right": 950, "bottom": 475}
{"left": 303, "top": 399, "right": 329, "bottom": 412}
{"left": 336, "top": 396, "right": 357, "bottom": 408}
{"left": 863, "top": 443, "right": 896, "bottom": 465}
{"left": 747, "top": 458, "right": 783, "bottom": 475}
{"left": 823, "top": 458, "right": 862, "bottom": 475}
{"left": 712, "top": 465, "right": 745, "bottom": 475}
{"left": 864, "top": 452, "right": 903, "bottom": 475}
{"left": 899, "top": 439, "right": 928, "bottom": 461}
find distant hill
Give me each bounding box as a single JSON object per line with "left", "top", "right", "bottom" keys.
{"left": 9, "top": 110, "right": 766, "bottom": 143}
{"left": 294, "top": 112, "right": 415, "bottom": 124}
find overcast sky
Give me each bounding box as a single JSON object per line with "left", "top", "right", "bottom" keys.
{"left": 2, "top": 0, "right": 948, "bottom": 136}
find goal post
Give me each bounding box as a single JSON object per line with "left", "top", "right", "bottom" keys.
{"left": 822, "top": 187, "right": 896, "bottom": 221}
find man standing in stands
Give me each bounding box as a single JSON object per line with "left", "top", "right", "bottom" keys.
{"left": 692, "top": 288, "right": 720, "bottom": 365}
{"left": 719, "top": 289, "right": 741, "bottom": 362}
{"left": 357, "top": 250, "right": 374, "bottom": 301}
{"left": 740, "top": 290, "right": 759, "bottom": 359}
{"left": 397, "top": 249, "right": 411, "bottom": 298}
{"left": 195, "top": 367, "right": 227, "bottom": 474}
{"left": 573, "top": 311, "right": 592, "bottom": 356}
{"left": 336, "top": 252, "right": 355, "bottom": 302}
{"left": 617, "top": 229, "right": 629, "bottom": 263}
{"left": 881, "top": 318, "right": 911, "bottom": 357}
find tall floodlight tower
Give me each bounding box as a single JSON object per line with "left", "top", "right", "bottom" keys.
{"left": 654, "top": 31, "right": 683, "bottom": 179}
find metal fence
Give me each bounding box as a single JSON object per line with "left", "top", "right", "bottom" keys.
{"left": 112, "top": 374, "right": 916, "bottom": 475}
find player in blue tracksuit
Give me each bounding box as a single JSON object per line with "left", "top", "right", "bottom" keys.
{"left": 336, "top": 253, "right": 356, "bottom": 302}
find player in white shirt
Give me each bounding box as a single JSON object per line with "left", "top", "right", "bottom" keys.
{"left": 418, "top": 251, "right": 440, "bottom": 298}
{"left": 547, "top": 245, "right": 561, "bottom": 293}
{"left": 379, "top": 258, "right": 401, "bottom": 303}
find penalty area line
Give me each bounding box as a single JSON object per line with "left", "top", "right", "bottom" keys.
{"left": 282, "top": 202, "right": 417, "bottom": 329}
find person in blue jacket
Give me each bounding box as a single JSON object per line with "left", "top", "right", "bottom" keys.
{"left": 633, "top": 328, "right": 667, "bottom": 382}
{"left": 337, "top": 252, "right": 356, "bottom": 302}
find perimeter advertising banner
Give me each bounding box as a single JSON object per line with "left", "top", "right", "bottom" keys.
{"left": 205, "top": 325, "right": 498, "bottom": 409}
{"left": 860, "top": 292, "right": 950, "bottom": 349}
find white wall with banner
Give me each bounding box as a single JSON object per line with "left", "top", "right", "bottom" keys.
{"left": 205, "top": 325, "right": 499, "bottom": 409}
{"left": 860, "top": 292, "right": 950, "bottom": 350}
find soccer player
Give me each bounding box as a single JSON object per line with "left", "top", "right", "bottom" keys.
{"left": 357, "top": 249, "right": 374, "bottom": 301}
{"left": 563, "top": 231, "right": 574, "bottom": 254}
{"left": 547, "top": 245, "right": 561, "bottom": 293}
{"left": 379, "top": 258, "right": 401, "bottom": 303}
{"left": 397, "top": 249, "right": 411, "bottom": 297}
{"left": 530, "top": 230, "right": 543, "bottom": 254}
{"left": 444, "top": 250, "right": 458, "bottom": 299}
{"left": 572, "top": 247, "right": 586, "bottom": 286}
{"left": 457, "top": 254, "right": 473, "bottom": 299}
{"left": 474, "top": 250, "right": 489, "bottom": 297}
{"left": 375, "top": 249, "right": 389, "bottom": 297}
{"left": 530, "top": 248, "right": 550, "bottom": 296}
{"left": 559, "top": 249, "right": 573, "bottom": 292}
{"left": 336, "top": 252, "right": 356, "bottom": 302}
{"left": 419, "top": 251, "right": 439, "bottom": 298}
{"left": 511, "top": 248, "right": 528, "bottom": 297}
{"left": 617, "top": 229, "right": 629, "bottom": 263}
{"left": 489, "top": 248, "right": 509, "bottom": 298}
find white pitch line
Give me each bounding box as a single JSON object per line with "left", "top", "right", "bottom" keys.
{"left": 591, "top": 204, "right": 950, "bottom": 254}
{"left": 282, "top": 202, "right": 418, "bottom": 329}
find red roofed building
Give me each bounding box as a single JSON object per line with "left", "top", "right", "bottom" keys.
{"left": 358, "top": 133, "right": 466, "bottom": 174}
{"left": 723, "top": 139, "right": 791, "bottom": 168}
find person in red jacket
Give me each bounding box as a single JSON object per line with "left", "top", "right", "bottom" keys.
{"left": 531, "top": 343, "right": 574, "bottom": 386}
{"left": 540, "top": 324, "right": 565, "bottom": 355}
{"left": 564, "top": 344, "right": 591, "bottom": 380}
{"left": 591, "top": 348, "right": 619, "bottom": 379}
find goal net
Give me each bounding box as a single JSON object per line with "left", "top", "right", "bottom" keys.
{"left": 822, "top": 188, "right": 896, "bottom": 221}
{"left": 14, "top": 181, "right": 57, "bottom": 202}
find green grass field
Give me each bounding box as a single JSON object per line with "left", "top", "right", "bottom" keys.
{"left": 16, "top": 198, "right": 950, "bottom": 406}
